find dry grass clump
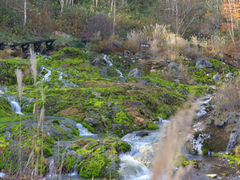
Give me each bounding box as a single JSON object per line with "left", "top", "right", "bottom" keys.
{"left": 234, "top": 145, "right": 240, "bottom": 158}
{"left": 125, "top": 24, "right": 188, "bottom": 61}
{"left": 188, "top": 35, "right": 226, "bottom": 58}
{"left": 159, "top": 63, "right": 192, "bottom": 84}
{"left": 215, "top": 77, "right": 240, "bottom": 112}
{"left": 89, "top": 36, "right": 124, "bottom": 54}
{"left": 125, "top": 26, "right": 151, "bottom": 52}
{"left": 203, "top": 35, "right": 226, "bottom": 58}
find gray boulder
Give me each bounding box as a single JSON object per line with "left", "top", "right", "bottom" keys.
{"left": 226, "top": 72, "right": 233, "bottom": 78}
{"left": 226, "top": 127, "right": 239, "bottom": 152}
{"left": 128, "top": 68, "right": 141, "bottom": 77}
{"left": 196, "top": 59, "right": 213, "bottom": 68}
{"left": 213, "top": 74, "right": 220, "bottom": 83}
{"left": 136, "top": 131, "right": 149, "bottom": 137}
{"left": 168, "top": 62, "right": 179, "bottom": 72}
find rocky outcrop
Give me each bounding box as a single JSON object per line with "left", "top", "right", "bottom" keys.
{"left": 196, "top": 59, "right": 213, "bottom": 68}
{"left": 128, "top": 68, "right": 141, "bottom": 77}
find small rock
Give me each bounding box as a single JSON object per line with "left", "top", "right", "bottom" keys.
{"left": 206, "top": 174, "right": 217, "bottom": 178}
{"left": 168, "top": 62, "right": 179, "bottom": 72}
{"left": 124, "top": 50, "right": 132, "bottom": 57}
{"left": 174, "top": 79, "right": 180, "bottom": 83}
{"left": 92, "top": 56, "right": 101, "bottom": 65}
{"left": 215, "top": 120, "right": 226, "bottom": 127}
{"left": 165, "top": 59, "right": 171, "bottom": 64}
{"left": 84, "top": 118, "right": 99, "bottom": 126}
{"left": 213, "top": 74, "right": 220, "bottom": 83}
{"left": 196, "top": 59, "right": 213, "bottom": 68}
{"left": 136, "top": 131, "right": 149, "bottom": 137}
{"left": 128, "top": 68, "right": 141, "bottom": 77}
{"left": 226, "top": 72, "right": 233, "bottom": 78}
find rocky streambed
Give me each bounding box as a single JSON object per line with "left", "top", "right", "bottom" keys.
{"left": 0, "top": 47, "right": 240, "bottom": 179}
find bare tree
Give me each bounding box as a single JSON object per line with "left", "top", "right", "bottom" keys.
{"left": 23, "top": 0, "right": 27, "bottom": 26}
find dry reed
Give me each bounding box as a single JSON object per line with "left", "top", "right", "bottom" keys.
{"left": 151, "top": 103, "right": 197, "bottom": 180}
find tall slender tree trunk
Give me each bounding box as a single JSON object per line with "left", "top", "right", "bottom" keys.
{"left": 113, "top": 0, "right": 116, "bottom": 36}
{"left": 24, "top": 0, "right": 27, "bottom": 26}
{"left": 227, "top": 0, "right": 235, "bottom": 44}
{"left": 60, "top": 0, "right": 64, "bottom": 14}
{"left": 110, "top": 0, "right": 113, "bottom": 13}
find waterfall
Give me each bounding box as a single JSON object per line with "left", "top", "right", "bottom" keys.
{"left": 192, "top": 134, "right": 210, "bottom": 155}
{"left": 0, "top": 172, "right": 5, "bottom": 179}
{"left": 68, "top": 164, "right": 78, "bottom": 177}
{"left": 59, "top": 70, "right": 63, "bottom": 80}
{"left": 47, "top": 159, "right": 57, "bottom": 179}
{"left": 7, "top": 97, "right": 24, "bottom": 115}
{"left": 0, "top": 86, "right": 8, "bottom": 95}
{"left": 41, "top": 66, "right": 52, "bottom": 81}
{"left": 103, "top": 54, "right": 113, "bottom": 67}
{"left": 116, "top": 69, "right": 124, "bottom": 77}
{"left": 119, "top": 155, "right": 150, "bottom": 180}
{"left": 76, "top": 123, "right": 95, "bottom": 137}
{"left": 119, "top": 126, "right": 163, "bottom": 179}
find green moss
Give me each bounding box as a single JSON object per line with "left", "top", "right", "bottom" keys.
{"left": 78, "top": 152, "right": 106, "bottom": 178}
{"left": 146, "top": 122, "right": 159, "bottom": 130}
{"left": 52, "top": 119, "right": 61, "bottom": 125}
{"left": 63, "top": 154, "right": 77, "bottom": 173}
{"left": 113, "top": 111, "right": 133, "bottom": 125}
{"left": 117, "top": 141, "right": 131, "bottom": 153}
{"left": 71, "top": 128, "right": 79, "bottom": 136}
{"left": 43, "top": 144, "right": 54, "bottom": 157}
{"left": 0, "top": 58, "right": 33, "bottom": 85}
{"left": 82, "top": 122, "right": 95, "bottom": 133}
{"left": 202, "top": 147, "right": 208, "bottom": 156}
{"left": 173, "top": 153, "right": 190, "bottom": 167}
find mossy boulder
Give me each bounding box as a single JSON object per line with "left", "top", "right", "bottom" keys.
{"left": 72, "top": 137, "right": 130, "bottom": 178}
{"left": 0, "top": 58, "right": 33, "bottom": 85}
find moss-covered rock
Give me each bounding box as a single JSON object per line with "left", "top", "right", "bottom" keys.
{"left": 71, "top": 137, "right": 130, "bottom": 178}
{"left": 0, "top": 58, "right": 34, "bottom": 85}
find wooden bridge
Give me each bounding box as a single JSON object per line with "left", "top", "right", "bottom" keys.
{"left": 0, "top": 39, "right": 56, "bottom": 53}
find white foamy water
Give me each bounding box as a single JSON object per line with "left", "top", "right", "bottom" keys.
{"left": 0, "top": 172, "right": 5, "bottom": 178}
{"left": 58, "top": 70, "right": 63, "bottom": 80}
{"left": 192, "top": 133, "right": 210, "bottom": 155}
{"left": 119, "top": 155, "right": 150, "bottom": 180}
{"left": 119, "top": 119, "right": 168, "bottom": 180}
{"left": 41, "top": 66, "right": 52, "bottom": 81}
{"left": 116, "top": 69, "right": 124, "bottom": 77}
{"left": 0, "top": 86, "right": 7, "bottom": 95}
{"left": 7, "top": 97, "right": 24, "bottom": 115}
{"left": 76, "top": 123, "right": 95, "bottom": 137}
{"left": 103, "top": 54, "right": 113, "bottom": 66}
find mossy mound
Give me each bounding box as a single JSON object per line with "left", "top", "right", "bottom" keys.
{"left": 0, "top": 58, "right": 34, "bottom": 85}
{"left": 0, "top": 96, "right": 22, "bottom": 123}
{"left": 184, "top": 58, "right": 239, "bottom": 85}
{"left": 0, "top": 123, "right": 55, "bottom": 174}
{"left": 72, "top": 137, "right": 130, "bottom": 178}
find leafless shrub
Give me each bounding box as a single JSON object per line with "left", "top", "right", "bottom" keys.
{"left": 160, "top": 63, "right": 191, "bottom": 84}
{"left": 85, "top": 14, "right": 113, "bottom": 40}
{"left": 89, "top": 36, "right": 124, "bottom": 54}
{"left": 215, "top": 78, "right": 240, "bottom": 112}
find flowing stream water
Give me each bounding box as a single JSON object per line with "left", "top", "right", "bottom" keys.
{"left": 7, "top": 97, "right": 24, "bottom": 115}
{"left": 119, "top": 120, "right": 169, "bottom": 180}
{"left": 103, "top": 54, "right": 124, "bottom": 78}
{"left": 76, "top": 123, "right": 96, "bottom": 137}
{"left": 41, "top": 66, "right": 52, "bottom": 81}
